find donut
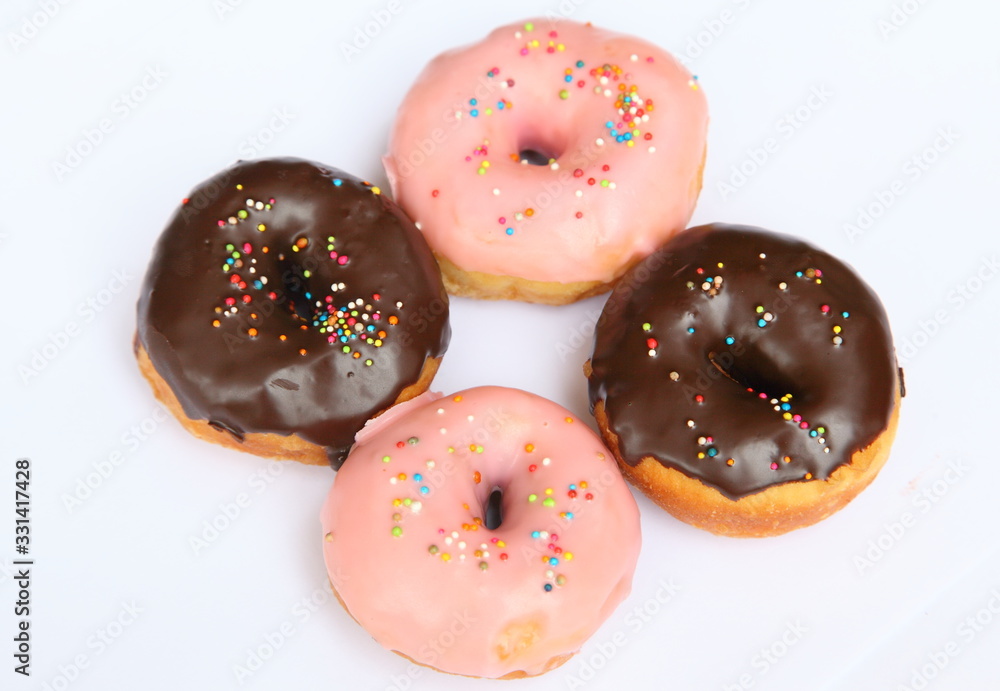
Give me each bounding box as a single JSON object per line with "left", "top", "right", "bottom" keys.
{"left": 586, "top": 224, "right": 903, "bottom": 537}
{"left": 320, "top": 387, "right": 641, "bottom": 678}
{"left": 135, "top": 157, "right": 450, "bottom": 468}
{"left": 383, "top": 18, "right": 708, "bottom": 305}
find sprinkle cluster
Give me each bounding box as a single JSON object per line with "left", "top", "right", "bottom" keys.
{"left": 530, "top": 528, "right": 572, "bottom": 592}
{"left": 496, "top": 205, "right": 536, "bottom": 237}
{"left": 796, "top": 266, "right": 823, "bottom": 284}
{"left": 641, "top": 322, "right": 657, "bottom": 357}
{"left": 434, "top": 23, "right": 664, "bottom": 241}
{"left": 786, "top": 266, "right": 852, "bottom": 345}
{"left": 821, "top": 304, "right": 851, "bottom": 346}
{"left": 667, "top": 383, "right": 831, "bottom": 475}
{"left": 749, "top": 388, "right": 830, "bottom": 470}
{"left": 603, "top": 64, "right": 653, "bottom": 147}
{"left": 795, "top": 267, "right": 852, "bottom": 345}
{"left": 208, "top": 183, "right": 399, "bottom": 363}
{"left": 515, "top": 22, "right": 565, "bottom": 55}
{"left": 639, "top": 254, "right": 852, "bottom": 479}
{"left": 512, "top": 24, "right": 656, "bottom": 150}
{"left": 453, "top": 68, "right": 515, "bottom": 122}
{"left": 382, "top": 398, "right": 591, "bottom": 593}
{"left": 466, "top": 139, "right": 491, "bottom": 175}
{"left": 685, "top": 264, "right": 725, "bottom": 297}
{"left": 560, "top": 59, "right": 587, "bottom": 100}
{"left": 754, "top": 303, "right": 775, "bottom": 328}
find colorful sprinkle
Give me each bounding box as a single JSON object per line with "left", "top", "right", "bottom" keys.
{"left": 211, "top": 197, "right": 399, "bottom": 363}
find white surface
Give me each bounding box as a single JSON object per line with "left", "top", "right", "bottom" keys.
{"left": 2, "top": 1, "right": 999, "bottom": 689}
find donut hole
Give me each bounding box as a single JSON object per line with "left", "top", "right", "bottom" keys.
{"left": 707, "top": 346, "right": 803, "bottom": 402}
{"left": 485, "top": 486, "right": 504, "bottom": 530}
{"left": 516, "top": 131, "right": 567, "bottom": 166}
{"left": 278, "top": 258, "right": 316, "bottom": 321}
{"left": 517, "top": 148, "right": 558, "bottom": 166}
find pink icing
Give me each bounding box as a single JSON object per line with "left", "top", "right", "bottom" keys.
{"left": 355, "top": 390, "right": 443, "bottom": 446}
{"left": 383, "top": 18, "right": 709, "bottom": 285}
{"left": 321, "top": 386, "right": 641, "bottom": 678}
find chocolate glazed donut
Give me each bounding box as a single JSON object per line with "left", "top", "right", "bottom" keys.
{"left": 587, "top": 224, "right": 902, "bottom": 536}
{"left": 136, "top": 158, "right": 450, "bottom": 468}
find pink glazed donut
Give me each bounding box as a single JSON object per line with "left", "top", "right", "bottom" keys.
{"left": 320, "top": 387, "right": 641, "bottom": 679}
{"left": 383, "top": 18, "right": 708, "bottom": 304}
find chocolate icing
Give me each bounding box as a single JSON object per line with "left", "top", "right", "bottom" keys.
{"left": 137, "top": 158, "right": 450, "bottom": 468}
{"left": 588, "top": 224, "right": 898, "bottom": 500}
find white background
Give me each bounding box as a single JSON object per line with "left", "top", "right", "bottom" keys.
{"left": 2, "top": 0, "right": 999, "bottom": 689}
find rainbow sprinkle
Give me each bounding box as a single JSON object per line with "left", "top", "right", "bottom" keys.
{"left": 437, "top": 27, "right": 661, "bottom": 240}
{"left": 381, "top": 396, "right": 593, "bottom": 593}
{"left": 639, "top": 253, "right": 853, "bottom": 477}
{"left": 211, "top": 185, "right": 399, "bottom": 363}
